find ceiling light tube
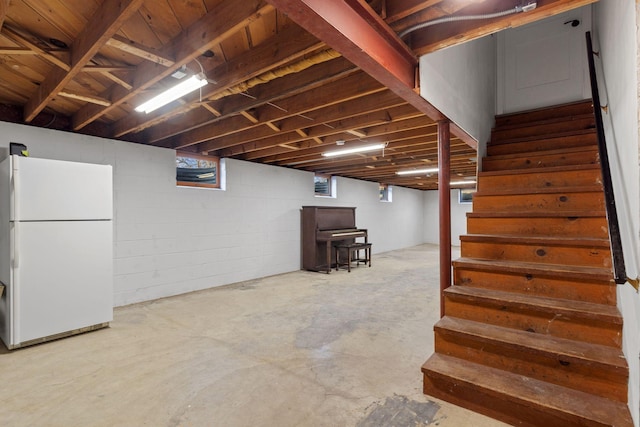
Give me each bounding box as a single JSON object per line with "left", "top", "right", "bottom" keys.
{"left": 135, "top": 74, "right": 208, "bottom": 114}
{"left": 396, "top": 168, "right": 439, "bottom": 175}
{"left": 450, "top": 180, "right": 477, "bottom": 185}
{"left": 322, "top": 143, "right": 386, "bottom": 157}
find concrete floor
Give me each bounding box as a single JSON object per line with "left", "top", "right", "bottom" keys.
{"left": 0, "top": 244, "right": 507, "bottom": 427}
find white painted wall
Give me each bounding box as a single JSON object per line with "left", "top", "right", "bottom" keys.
{"left": 593, "top": 0, "right": 640, "bottom": 424}
{"left": 419, "top": 33, "right": 496, "bottom": 159}
{"left": 0, "top": 121, "right": 428, "bottom": 307}
{"left": 422, "top": 190, "right": 472, "bottom": 247}
{"left": 496, "top": 7, "right": 592, "bottom": 114}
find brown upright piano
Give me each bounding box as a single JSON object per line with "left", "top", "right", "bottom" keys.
{"left": 301, "top": 206, "right": 367, "bottom": 273}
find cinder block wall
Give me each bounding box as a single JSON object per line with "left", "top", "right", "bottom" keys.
{"left": 0, "top": 122, "right": 434, "bottom": 306}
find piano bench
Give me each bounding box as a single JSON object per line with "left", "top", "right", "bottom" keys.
{"left": 334, "top": 242, "right": 372, "bottom": 272}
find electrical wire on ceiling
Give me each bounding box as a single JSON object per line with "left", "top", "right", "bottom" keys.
{"left": 398, "top": 1, "right": 537, "bottom": 38}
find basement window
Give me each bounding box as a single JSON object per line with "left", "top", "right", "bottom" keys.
{"left": 176, "top": 151, "right": 221, "bottom": 189}
{"left": 458, "top": 188, "right": 475, "bottom": 204}
{"left": 314, "top": 173, "right": 336, "bottom": 198}
{"left": 379, "top": 184, "right": 392, "bottom": 202}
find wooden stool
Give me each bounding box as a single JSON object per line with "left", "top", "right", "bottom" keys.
{"left": 334, "top": 242, "right": 372, "bottom": 272}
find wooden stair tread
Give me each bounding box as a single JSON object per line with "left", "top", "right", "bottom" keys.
{"left": 478, "top": 163, "right": 601, "bottom": 177}
{"left": 460, "top": 234, "right": 610, "bottom": 248}
{"left": 484, "top": 145, "right": 598, "bottom": 161}
{"left": 467, "top": 210, "right": 605, "bottom": 218}
{"left": 453, "top": 257, "right": 613, "bottom": 282}
{"left": 422, "top": 353, "right": 633, "bottom": 426}
{"left": 445, "top": 285, "right": 622, "bottom": 324}
{"left": 474, "top": 185, "right": 603, "bottom": 196}
{"left": 492, "top": 112, "right": 595, "bottom": 133}
{"left": 489, "top": 128, "right": 596, "bottom": 147}
{"left": 494, "top": 100, "right": 594, "bottom": 127}
{"left": 436, "top": 316, "right": 627, "bottom": 370}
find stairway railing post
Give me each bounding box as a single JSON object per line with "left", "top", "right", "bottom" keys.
{"left": 438, "top": 119, "right": 451, "bottom": 318}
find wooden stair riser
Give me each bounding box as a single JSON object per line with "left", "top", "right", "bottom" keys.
{"left": 467, "top": 216, "right": 608, "bottom": 239}
{"left": 422, "top": 354, "right": 634, "bottom": 427}
{"left": 444, "top": 296, "right": 622, "bottom": 347}
{"left": 495, "top": 101, "right": 595, "bottom": 128}
{"left": 491, "top": 116, "right": 595, "bottom": 142}
{"left": 460, "top": 241, "right": 611, "bottom": 268}
{"left": 423, "top": 372, "right": 592, "bottom": 427}
{"left": 472, "top": 192, "right": 605, "bottom": 213}
{"left": 478, "top": 167, "right": 602, "bottom": 192}
{"left": 434, "top": 329, "right": 628, "bottom": 402}
{"left": 454, "top": 268, "right": 616, "bottom": 305}
{"left": 483, "top": 148, "right": 599, "bottom": 172}
{"left": 487, "top": 132, "right": 597, "bottom": 156}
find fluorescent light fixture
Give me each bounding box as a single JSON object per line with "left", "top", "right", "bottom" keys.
{"left": 396, "top": 167, "right": 439, "bottom": 175}
{"left": 450, "top": 180, "right": 477, "bottom": 185}
{"left": 322, "top": 143, "right": 385, "bottom": 157}
{"left": 135, "top": 74, "right": 208, "bottom": 114}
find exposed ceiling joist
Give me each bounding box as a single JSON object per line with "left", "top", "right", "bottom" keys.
{"left": 23, "top": 0, "right": 145, "bottom": 122}
{"left": 71, "top": 0, "right": 274, "bottom": 131}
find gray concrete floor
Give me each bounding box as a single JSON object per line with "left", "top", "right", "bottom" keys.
{"left": 0, "top": 244, "right": 507, "bottom": 427}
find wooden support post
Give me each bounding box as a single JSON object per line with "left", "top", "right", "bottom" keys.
{"left": 438, "top": 119, "right": 451, "bottom": 318}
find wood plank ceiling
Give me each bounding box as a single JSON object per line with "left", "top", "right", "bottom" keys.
{"left": 0, "top": 0, "right": 596, "bottom": 190}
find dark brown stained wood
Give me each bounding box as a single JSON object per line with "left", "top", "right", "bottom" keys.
{"left": 444, "top": 286, "right": 623, "bottom": 347}
{"left": 466, "top": 213, "right": 608, "bottom": 239}
{"left": 482, "top": 146, "right": 601, "bottom": 172}
{"left": 23, "top": 0, "right": 145, "bottom": 122}
{"left": 486, "top": 130, "right": 598, "bottom": 155}
{"left": 423, "top": 354, "right": 634, "bottom": 427}
{"left": 460, "top": 234, "right": 611, "bottom": 268}
{"left": 422, "top": 101, "right": 633, "bottom": 425}
{"left": 478, "top": 165, "right": 603, "bottom": 192}
{"left": 490, "top": 114, "right": 595, "bottom": 142}
{"left": 471, "top": 190, "right": 605, "bottom": 213}
{"left": 494, "top": 99, "right": 595, "bottom": 128}
{"left": 453, "top": 257, "right": 616, "bottom": 305}
{"left": 434, "top": 316, "right": 628, "bottom": 401}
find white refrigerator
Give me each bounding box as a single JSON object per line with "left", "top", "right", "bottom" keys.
{"left": 0, "top": 155, "right": 113, "bottom": 349}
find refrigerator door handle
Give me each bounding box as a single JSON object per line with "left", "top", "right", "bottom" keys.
{"left": 12, "top": 222, "right": 19, "bottom": 269}
{"left": 12, "top": 157, "right": 20, "bottom": 221}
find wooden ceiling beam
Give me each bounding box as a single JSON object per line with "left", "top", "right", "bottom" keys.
{"left": 266, "top": 0, "right": 446, "bottom": 123}
{"left": 169, "top": 71, "right": 386, "bottom": 151}
{"left": 220, "top": 90, "right": 407, "bottom": 157}
{"left": 406, "top": 0, "right": 598, "bottom": 56}
{"left": 230, "top": 105, "right": 431, "bottom": 160}
{"left": 384, "top": 0, "right": 443, "bottom": 24}
{"left": 71, "top": 0, "right": 273, "bottom": 130}
{"left": 22, "top": 0, "right": 144, "bottom": 122}
{"left": 1, "top": 25, "right": 71, "bottom": 71}
{"left": 112, "top": 23, "right": 323, "bottom": 138}
{"left": 105, "top": 34, "right": 175, "bottom": 67}
{"left": 142, "top": 56, "right": 356, "bottom": 144}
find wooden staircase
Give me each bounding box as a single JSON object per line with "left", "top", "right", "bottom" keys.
{"left": 421, "top": 100, "right": 634, "bottom": 426}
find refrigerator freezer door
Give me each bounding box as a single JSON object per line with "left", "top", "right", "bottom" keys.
{"left": 11, "top": 156, "right": 112, "bottom": 221}
{"left": 12, "top": 220, "right": 112, "bottom": 345}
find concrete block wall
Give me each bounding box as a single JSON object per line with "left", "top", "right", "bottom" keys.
{"left": 0, "top": 122, "right": 433, "bottom": 307}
